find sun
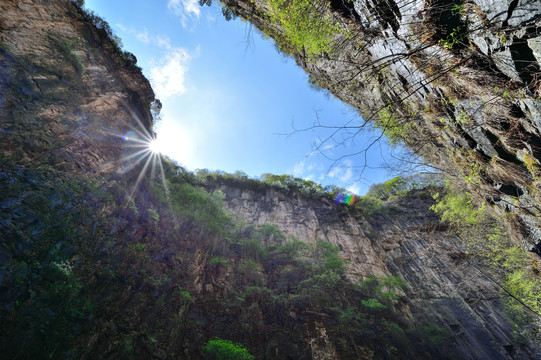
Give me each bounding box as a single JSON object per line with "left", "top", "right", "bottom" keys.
{"left": 148, "top": 138, "right": 162, "bottom": 154}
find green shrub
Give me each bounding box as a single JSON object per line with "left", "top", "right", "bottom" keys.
{"left": 147, "top": 208, "right": 160, "bottom": 223}
{"left": 431, "top": 191, "right": 485, "bottom": 225}
{"left": 313, "top": 241, "right": 347, "bottom": 273}
{"left": 267, "top": 0, "right": 343, "bottom": 55}
{"left": 336, "top": 305, "right": 364, "bottom": 330}
{"left": 276, "top": 237, "right": 309, "bottom": 259}
{"left": 431, "top": 184, "right": 541, "bottom": 331}
{"left": 361, "top": 298, "right": 386, "bottom": 311}
{"left": 421, "top": 325, "right": 448, "bottom": 345}
{"left": 373, "top": 105, "right": 414, "bottom": 147}
{"left": 257, "top": 223, "right": 286, "bottom": 242}
{"left": 48, "top": 37, "right": 85, "bottom": 75}
{"left": 209, "top": 255, "right": 229, "bottom": 268}
{"left": 355, "top": 195, "right": 387, "bottom": 215}
{"left": 203, "top": 338, "right": 254, "bottom": 360}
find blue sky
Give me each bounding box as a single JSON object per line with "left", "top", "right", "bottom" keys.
{"left": 85, "top": 0, "right": 399, "bottom": 194}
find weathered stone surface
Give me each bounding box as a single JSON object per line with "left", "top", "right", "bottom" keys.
{"left": 1, "top": 1, "right": 540, "bottom": 359}
{"left": 215, "top": 183, "right": 540, "bottom": 359}
{"left": 0, "top": 0, "right": 155, "bottom": 175}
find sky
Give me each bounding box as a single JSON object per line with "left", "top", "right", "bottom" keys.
{"left": 84, "top": 0, "right": 401, "bottom": 195}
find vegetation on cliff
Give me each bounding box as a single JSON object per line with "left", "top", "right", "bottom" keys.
{"left": 208, "top": 0, "right": 541, "bottom": 272}
{"left": 431, "top": 186, "right": 541, "bottom": 340}
{"left": 2, "top": 0, "right": 541, "bottom": 358}
{"left": 0, "top": 154, "right": 464, "bottom": 359}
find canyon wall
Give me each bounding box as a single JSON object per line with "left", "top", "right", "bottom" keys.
{"left": 0, "top": 0, "right": 540, "bottom": 358}
{"left": 0, "top": 0, "right": 155, "bottom": 175}
{"left": 213, "top": 182, "right": 539, "bottom": 359}
{"left": 223, "top": 0, "right": 541, "bottom": 258}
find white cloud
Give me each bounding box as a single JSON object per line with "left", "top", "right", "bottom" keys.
{"left": 347, "top": 183, "right": 361, "bottom": 195}
{"left": 116, "top": 23, "right": 129, "bottom": 32}
{"left": 168, "top": 0, "right": 201, "bottom": 28}
{"left": 149, "top": 48, "right": 191, "bottom": 98}
{"left": 116, "top": 24, "right": 150, "bottom": 44}
{"left": 340, "top": 160, "right": 354, "bottom": 183}
{"left": 115, "top": 23, "right": 194, "bottom": 99}
{"left": 293, "top": 159, "right": 306, "bottom": 176}
{"left": 136, "top": 29, "right": 150, "bottom": 43}
{"left": 155, "top": 36, "right": 173, "bottom": 50}
{"left": 327, "top": 165, "right": 341, "bottom": 179}
{"left": 327, "top": 160, "right": 354, "bottom": 183}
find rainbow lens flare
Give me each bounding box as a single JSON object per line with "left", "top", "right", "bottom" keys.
{"left": 123, "top": 131, "right": 137, "bottom": 141}
{"left": 335, "top": 191, "right": 356, "bottom": 205}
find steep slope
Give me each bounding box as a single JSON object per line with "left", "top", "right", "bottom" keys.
{"left": 209, "top": 180, "right": 539, "bottom": 359}
{"left": 1, "top": 0, "right": 540, "bottom": 359}
{"left": 0, "top": 0, "right": 156, "bottom": 174}
{"left": 219, "top": 0, "right": 541, "bottom": 259}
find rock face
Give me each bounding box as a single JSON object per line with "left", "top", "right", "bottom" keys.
{"left": 224, "top": 0, "right": 541, "bottom": 258}
{"left": 215, "top": 183, "right": 539, "bottom": 359}
{"left": 0, "top": 0, "right": 155, "bottom": 175}
{"left": 1, "top": 1, "right": 540, "bottom": 359}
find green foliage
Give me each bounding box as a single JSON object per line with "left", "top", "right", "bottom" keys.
{"left": 366, "top": 176, "right": 408, "bottom": 199}
{"left": 238, "top": 259, "right": 266, "bottom": 286}
{"left": 431, "top": 190, "right": 485, "bottom": 225}
{"left": 48, "top": 36, "right": 85, "bottom": 75}
{"left": 438, "top": 26, "right": 467, "bottom": 50}
{"left": 361, "top": 298, "right": 386, "bottom": 311}
{"left": 70, "top": 0, "right": 85, "bottom": 7}
{"left": 431, "top": 183, "right": 541, "bottom": 332}
{"left": 355, "top": 194, "right": 387, "bottom": 215}
{"left": 267, "top": 0, "right": 344, "bottom": 55}
{"left": 147, "top": 208, "right": 160, "bottom": 223}
{"left": 336, "top": 305, "right": 364, "bottom": 330}
{"left": 358, "top": 275, "right": 407, "bottom": 302}
{"left": 178, "top": 287, "right": 193, "bottom": 304}
{"left": 257, "top": 223, "right": 286, "bottom": 242}
{"left": 203, "top": 338, "right": 254, "bottom": 360}
{"left": 261, "top": 173, "right": 329, "bottom": 197}
{"left": 237, "top": 237, "right": 267, "bottom": 262}
{"left": 199, "top": 0, "right": 237, "bottom": 21}
{"left": 356, "top": 174, "right": 444, "bottom": 215}
{"left": 421, "top": 325, "right": 448, "bottom": 345}
{"left": 374, "top": 105, "right": 414, "bottom": 147}
{"left": 299, "top": 271, "right": 342, "bottom": 304}
{"left": 209, "top": 255, "right": 229, "bottom": 268}
{"left": 166, "top": 181, "right": 232, "bottom": 235}
{"left": 129, "top": 242, "right": 147, "bottom": 254}
{"left": 275, "top": 236, "right": 309, "bottom": 259}
{"left": 313, "top": 241, "right": 347, "bottom": 272}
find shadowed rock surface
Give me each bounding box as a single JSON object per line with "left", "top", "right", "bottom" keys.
{"left": 0, "top": 0, "right": 540, "bottom": 359}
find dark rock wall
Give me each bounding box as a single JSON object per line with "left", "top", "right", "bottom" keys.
{"left": 215, "top": 183, "right": 540, "bottom": 359}
{"left": 1, "top": 0, "right": 540, "bottom": 359}
{"left": 0, "top": 0, "right": 155, "bottom": 175}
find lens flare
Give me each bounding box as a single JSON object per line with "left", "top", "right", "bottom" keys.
{"left": 123, "top": 131, "right": 137, "bottom": 142}
{"left": 335, "top": 191, "right": 356, "bottom": 205}
{"left": 148, "top": 138, "right": 162, "bottom": 154}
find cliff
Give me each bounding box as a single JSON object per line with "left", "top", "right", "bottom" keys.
{"left": 221, "top": 0, "right": 541, "bottom": 259}
{"left": 211, "top": 181, "right": 539, "bottom": 359}
{"left": 1, "top": 0, "right": 540, "bottom": 359}
{"left": 0, "top": 0, "right": 155, "bottom": 174}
